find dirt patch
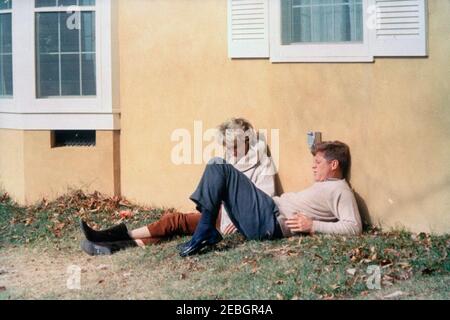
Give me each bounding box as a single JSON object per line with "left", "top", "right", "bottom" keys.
{"left": 0, "top": 245, "right": 172, "bottom": 299}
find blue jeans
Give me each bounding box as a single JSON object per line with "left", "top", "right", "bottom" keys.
{"left": 189, "top": 158, "right": 282, "bottom": 240}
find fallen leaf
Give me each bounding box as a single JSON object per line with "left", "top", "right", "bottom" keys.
{"left": 382, "top": 280, "right": 393, "bottom": 287}
{"left": 346, "top": 268, "right": 357, "bottom": 276}
{"left": 97, "top": 264, "right": 109, "bottom": 270}
{"left": 0, "top": 192, "right": 10, "bottom": 203}
{"left": 330, "top": 284, "right": 340, "bottom": 290}
{"left": 119, "top": 210, "right": 133, "bottom": 219}
{"left": 384, "top": 291, "right": 404, "bottom": 299}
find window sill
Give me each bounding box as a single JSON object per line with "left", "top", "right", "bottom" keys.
{"left": 0, "top": 112, "right": 120, "bottom": 130}
{"left": 270, "top": 55, "right": 374, "bottom": 63}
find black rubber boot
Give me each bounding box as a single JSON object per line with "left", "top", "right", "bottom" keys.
{"left": 80, "top": 220, "right": 132, "bottom": 243}
{"left": 80, "top": 239, "right": 138, "bottom": 256}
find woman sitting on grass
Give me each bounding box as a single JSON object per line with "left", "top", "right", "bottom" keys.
{"left": 80, "top": 118, "right": 277, "bottom": 255}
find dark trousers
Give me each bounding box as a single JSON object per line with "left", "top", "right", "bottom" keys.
{"left": 190, "top": 158, "right": 282, "bottom": 240}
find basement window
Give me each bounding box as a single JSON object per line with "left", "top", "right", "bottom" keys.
{"left": 51, "top": 130, "right": 96, "bottom": 147}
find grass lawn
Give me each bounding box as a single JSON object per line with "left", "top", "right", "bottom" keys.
{"left": 0, "top": 191, "right": 449, "bottom": 300}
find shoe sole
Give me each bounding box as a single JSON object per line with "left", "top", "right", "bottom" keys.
{"left": 80, "top": 240, "right": 112, "bottom": 256}
{"left": 179, "top": 236, "right": 222, "bottom": 257}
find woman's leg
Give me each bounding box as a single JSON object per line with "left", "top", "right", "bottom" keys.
{"left": 128, "top": 212, "right": 202, "bottom": 246}
{"left": 129, "top": 226, "right": 151, "bottom": 239}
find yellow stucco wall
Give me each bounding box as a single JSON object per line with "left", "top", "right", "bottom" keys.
{"left": 0, "top": 129, "right": 119, "bottom": 204}
{"left": 0, "top": 130, "right": 25, "bottom": 203}
{"left": 118, "top": 0, "right": 450, "bottom": 234}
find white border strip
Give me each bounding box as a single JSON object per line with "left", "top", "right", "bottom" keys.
{"left": 0, "top": 112, "right": 120, "bottom": 130}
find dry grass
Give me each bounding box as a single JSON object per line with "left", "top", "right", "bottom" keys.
{"left": 0, "top": 190, "right": 449, "bottom": 300}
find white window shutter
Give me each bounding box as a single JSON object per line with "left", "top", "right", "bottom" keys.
{"left": 227, "top": 0, "right": 269, "bottom": 58}
{"left": 371, "top": 0, "right": 428, "bottom": 56}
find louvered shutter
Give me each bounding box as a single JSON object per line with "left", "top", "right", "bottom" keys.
{"left": 372, "top": 0, "right": 427, "bottom": 56}
{"left": 227, "top": 0, "right": 269, "bottom": 58}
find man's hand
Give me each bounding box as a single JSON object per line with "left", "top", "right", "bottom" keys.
{"left": 286, "top": 213, "right": 313, "bottom": 234}
{"left": 223, "top": 223, "right": 238, "bottom": 235}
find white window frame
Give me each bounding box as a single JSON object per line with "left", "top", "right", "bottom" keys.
{"left": 0, "top": 0, "right": 119, "bottom": 130}
{"left": 0, "top": 3, "right": 13, "bottom": 103}
{"left": 269, "top": 0, "right": 373, "bottom": 62}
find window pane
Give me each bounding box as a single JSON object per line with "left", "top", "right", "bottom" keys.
{"left": 61, "top": 54, "right": 80, "bottom": 95}
{"left": 311, "top": 2, "right": 333, "bottom": 42}
{"left": 59, "top": 0, "right": 77, "bottom": 6}
{"left": 0, "top": 12, "right": 11, "bottom": 54}
{"left": 0, "top": 13, "right": 12, "bottom": 97}
{"left": 60, "top": 12, "right": 79, "bottom": 52}
{"left": 81, "top": 53, "right": 95, "bottom": 95}
{"left": 37, "top": 53, "right": 59, "bottom": 97}
{"left": 0, "top": 0, "right": 12, "bottom": 10}
{"left": 282, "top": 0, "right": 363, "bottom": 44}
{"left": 81, "top": 11, "right": 95, "bottom": 52}
{"left": 35, "top": 0, "right": 95, "bottom": 7}
{"left": 0, "top": 54, "right": 12, "bottom": 96}
{"left": 292, "top": 6, "right": 311, "bottom": 42}
{"left": 36, "top": 10, "right": 96, "bottom": 97}
{"left": 79, "top": 0, "right": 95, "bottom": 5}
{"left": 37, "top": 12, "right": 59, "bottom": 53}
{"left": 35, "top": 0, "right": 57, "bottom": 7}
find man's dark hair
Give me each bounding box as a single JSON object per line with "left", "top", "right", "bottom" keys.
{"left": 311, "top": 141, "right": 351, "bottom": 179}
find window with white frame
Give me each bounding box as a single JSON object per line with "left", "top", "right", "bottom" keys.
{"left": 227, "top": 0, "right": 427, "bottom": 62}
{"left": 0, "top": 0, "right": 117, "bottom": 130}
{"left": 272, "top": 0, "right": 372, "bottom": 61}
{"left": 0, "top": 0, "right": 12, "bottom": 97}
{"left": 35, "top": 0, "right": 96, "bottom": 97}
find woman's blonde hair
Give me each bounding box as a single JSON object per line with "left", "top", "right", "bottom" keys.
{"left": 217, "top": 117, "right": 256, "bottom": 148}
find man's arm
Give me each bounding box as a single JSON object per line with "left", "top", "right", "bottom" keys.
{"left": 311, "top": 190, "right": 362, "bottom": 236}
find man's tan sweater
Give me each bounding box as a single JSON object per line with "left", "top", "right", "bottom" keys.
{"left": 272, "top": 179, "right": 362, "bottom": 236}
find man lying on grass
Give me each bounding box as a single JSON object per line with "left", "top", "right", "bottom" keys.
{"left": 176, "top": 140, "right": 362, "bottom": 256}
{"left": 80, "top": 140, "right": 362, "bottom": 257}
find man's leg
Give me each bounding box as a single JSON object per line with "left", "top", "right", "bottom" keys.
{"left": 187, "top": 158, "right": 280, "bottom": 244}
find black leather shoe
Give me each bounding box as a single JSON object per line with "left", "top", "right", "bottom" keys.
{"left": 176, "top": 240, "right": 191, "bottom": 251}
{"left": 179, "top": 229, "right": 222, "bottom": 257}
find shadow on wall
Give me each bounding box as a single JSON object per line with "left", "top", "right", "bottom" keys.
{"left": 274, "top": 173, "right": 284, "bottom": 196}
{"left": 354, "top": 191, "right": 372, "bottom": 230}
{"left": 345, "top": 148, "right": 372, "bottom": 230}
